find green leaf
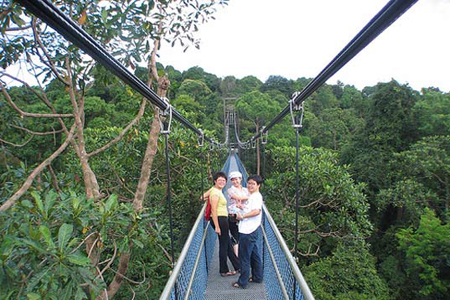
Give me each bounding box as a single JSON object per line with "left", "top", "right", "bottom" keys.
{"left": 31, "top": 191, "right": 46, "bottom": 219}
{"left": 66, "top": 253, "right": 91, "bottom": 266}
{"left": 26, "top": 293, "right": 41, "bottom": 300}
{"left": 39, "top": 225, "right": 55, "bottom": 250}
{"left": 44, "top": 190, "right": 58, "bottom": 218}
{"left": 58, "top": 223, "right": 73, "bottom": 253}
{"left": 132, "top": 239, "right": 144, "bottom": 249}
{"left": 21, "top": 199, "right": 34, "bottom": 208}
{"left": 105, "top": 194, "right": 118, "bottom": 213}
{"left": 0, "top": 235, "right": 15, "bottom": 258}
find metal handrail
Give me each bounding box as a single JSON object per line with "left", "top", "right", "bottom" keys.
{"left": 159, "top": 203, "right": 207, "bottom": 300}
{"left": 260, "top": 225, "right": 290, "bottom": 300}
{"left": 263, "top": 204, "right": 315, "bottom": 300}
{"left": 183, "top": 221, "right": 211, "bottom": 300}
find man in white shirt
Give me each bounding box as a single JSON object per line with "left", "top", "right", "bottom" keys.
{"left": 232, "top": 175, "right": 264, "bottom": 289}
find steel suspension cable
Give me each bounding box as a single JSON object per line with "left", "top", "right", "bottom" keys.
{"left": 16, "top": 0, "right": 220, "bottom": 146}
{"left": 248, "top": 0, "right": 418, "bottom": 144}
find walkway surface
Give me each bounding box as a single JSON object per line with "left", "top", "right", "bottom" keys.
{"left": 204, "top": 239, "right": 267, "bottom": 300}
{"left": 204, "top": 153, "right": 267, "bottom": 299}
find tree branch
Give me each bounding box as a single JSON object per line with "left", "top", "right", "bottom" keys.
{"left": 32, "top": 18, "right": 69, "bottom": 85}
{"left": 0, "top": 135, "right": 34, "bottom": 147}
{"left": 5, "top": 25, "right": 32, "bottom": 31}
{"left": 0, "top": 122, "right": 77, "bottom": 211}
{"left": 0, "top": 82, "right": 74, "bottom": 118}
{"left": 87, "top": 99, "right": 147, "bottom": 157}
{"left": 11, "top": 124, "right": 64, "bottom": 136}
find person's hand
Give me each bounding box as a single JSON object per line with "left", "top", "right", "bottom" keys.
{"left": 236, "top": 213, "right": 243, "bottom": 221}
{"left": 215, "top": 227, "right": 221, "bottom": 235}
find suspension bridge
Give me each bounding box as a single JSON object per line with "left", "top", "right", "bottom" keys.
{"left": 11, "top": 0, "right": 419, "bottom": 299}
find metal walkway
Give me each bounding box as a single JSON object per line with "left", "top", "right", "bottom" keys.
{"left": 204, "top": 239, "right": 267, "bottom": 300}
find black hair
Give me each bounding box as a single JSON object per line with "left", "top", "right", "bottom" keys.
{"left": 213, "top": 171, "right": 227, "bottom": 182}
{"left": 247, "top": 174, "right": 263, "bottom": 185}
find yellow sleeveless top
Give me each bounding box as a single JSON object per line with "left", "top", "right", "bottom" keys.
{"left": 210, "top": 187, "right": 228, "bottom": 217}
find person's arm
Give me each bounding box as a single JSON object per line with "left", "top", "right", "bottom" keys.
{"left": 231, "top": 194, "right": 249, "bottom": 201}
{"left": 210, "top": 194, "right": 221, "bottom": 235}
{"left": 236, "top": 208, "right": 261, "bottom": 220}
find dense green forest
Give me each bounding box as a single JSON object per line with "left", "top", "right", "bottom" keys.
{"left": 1, "top": 1, "right": 450, "bottom": 299}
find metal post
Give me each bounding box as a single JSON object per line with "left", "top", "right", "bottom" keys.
{"left": 164, "top": 133, "right": 176, "bottom": 298}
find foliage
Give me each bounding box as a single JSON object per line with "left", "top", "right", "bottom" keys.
{"left": 376, "top": 179, "right": 439, "bottom": 226}
{"left": 396, "top": 208, "right": 450, "bottom": 299}
{"left": 0, "top": 189, "right": 171, "bottom": 299}
{"left": 390, "top": 136, "right": 450, "bottom": 217}
{"left": 264, "top": 146, "right": 372, "bottom": 260}
{"left": 304, "top": 240, "right": 389, "bottom": 300}
{"left": 307, "top": 107, "right": 364, "bottom": 151}
{"left": 414, "top": 88, "right": 450, "bottom": 136}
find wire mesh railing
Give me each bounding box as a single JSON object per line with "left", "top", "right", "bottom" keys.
{"left": 261, "top": 204, "right": 314, "bottom": 300}
{"left": 160, "top": 203, "right": 314, "bottom": 300}
{"left": 161, "top": 153, "right": 314, "bottom": 299}
{"left": 160, "top": 204, "right": 216, "bottom": 300}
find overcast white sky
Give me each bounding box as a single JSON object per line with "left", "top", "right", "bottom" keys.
{"left": 158, "top": 0, "right": 450, "bottom": 93}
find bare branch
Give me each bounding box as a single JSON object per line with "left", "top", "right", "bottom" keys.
{"left": 0, "top": 122, "right": 77, "bottom": 211}
{"left": 108, "top": 267, "right": 146, "bottom": 285}
{"left": 87, "top": 99, "right": 147, "bottom": 157}
{"left": 71, "top": 231, "right": 98, "bottom": 255}
{"left": 47, "top": 164, "right": 61, "bottom": 193}
{"left": 0, "top": 82, "right": 74, "bottom": 118}
{"left": 97, "top": 240, "right": 118, "bottom": 279}
{"left": 11, "top": 124, "right": 64, "bottom": 136}
{"left": 32, "top": 18, "right": 69, "bottom": 85}
{"left": 5, "top": 25, "right": 32, "bottom": 31}
{"left": 2, "top": 72, "right": 51, "bottom": 105}
{"left": 157, "top": 243, "right": 174, "bottom": 265}
{"left": 0, "top": 135, "right": 34, "bottom": 147}
{"left": 298, "top": 244, "right": 320, "bottom": 257}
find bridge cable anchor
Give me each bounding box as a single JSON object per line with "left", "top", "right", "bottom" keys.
{"left": 198, "top": 129, "right": 205, "bottom": 148}
{"left": 261, "top": 126, "right": 268, "bottom": 145}
{"left": 289, "top": 93, "right": 304, "bottom": 130}
{"left": 158, "top": 97, "right": 173, "bottom": 135}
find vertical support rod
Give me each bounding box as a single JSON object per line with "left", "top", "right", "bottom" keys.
{"left": 164, "top": 133, "right": 176, "bottom": 297}
{"left": 200, "top": 148, "right": 209, "bottom": 272}
{"left": 294, "top": 116, "right": 300, "bottom": 300}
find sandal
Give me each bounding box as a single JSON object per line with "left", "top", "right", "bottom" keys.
{"left": 221, "top": 270, "right": 237, "bottom": 277}
{"left": 232, "top": 282, "right": 244, "bottom": 289}
{"left": 249, "top": 277, "right": 262, "bottom": 283}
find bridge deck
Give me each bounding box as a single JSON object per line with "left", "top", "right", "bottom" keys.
{"left": 204, "top": 239, "right": 267, "bottom": 300}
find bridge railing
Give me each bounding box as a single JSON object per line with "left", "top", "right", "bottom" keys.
{"left": 261, "top": 204, "right": 314, "bottom": 300}
{"left": 160, "top": 201, "right": 314, "bottom": 300}
{"left": 159, "top": 203, "right": 216, "bottom": 300}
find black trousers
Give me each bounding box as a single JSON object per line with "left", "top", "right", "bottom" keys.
{"left": 229, "top": 217, "right": 240, "bottom": 245}
{"left": 211, "top": 216, "right": 240, "bottom": 273}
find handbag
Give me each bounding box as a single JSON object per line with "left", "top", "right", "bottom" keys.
{"left": 204, "top": 195, "right": 211, "bottom": 221}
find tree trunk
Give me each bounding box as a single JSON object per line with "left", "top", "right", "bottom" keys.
{"left": 133, "top": 75, "right": 170, "bottom": 212}
{"left": 100, "top": 251, "right": 131, "bottom": 299}
{"left": 67, "top": 59, "right": 101, "bottom": 199}
{"left": 99, "top": 76, "right": 170, "bottom": 300}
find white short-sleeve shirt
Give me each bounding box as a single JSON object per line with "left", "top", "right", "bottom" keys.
{"left": 238, "top": 192, "right": 263, "bottom": 234}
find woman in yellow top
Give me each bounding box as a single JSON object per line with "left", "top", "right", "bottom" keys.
{"left": 207, "top": 172, "right": 240, "bottom": 276}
